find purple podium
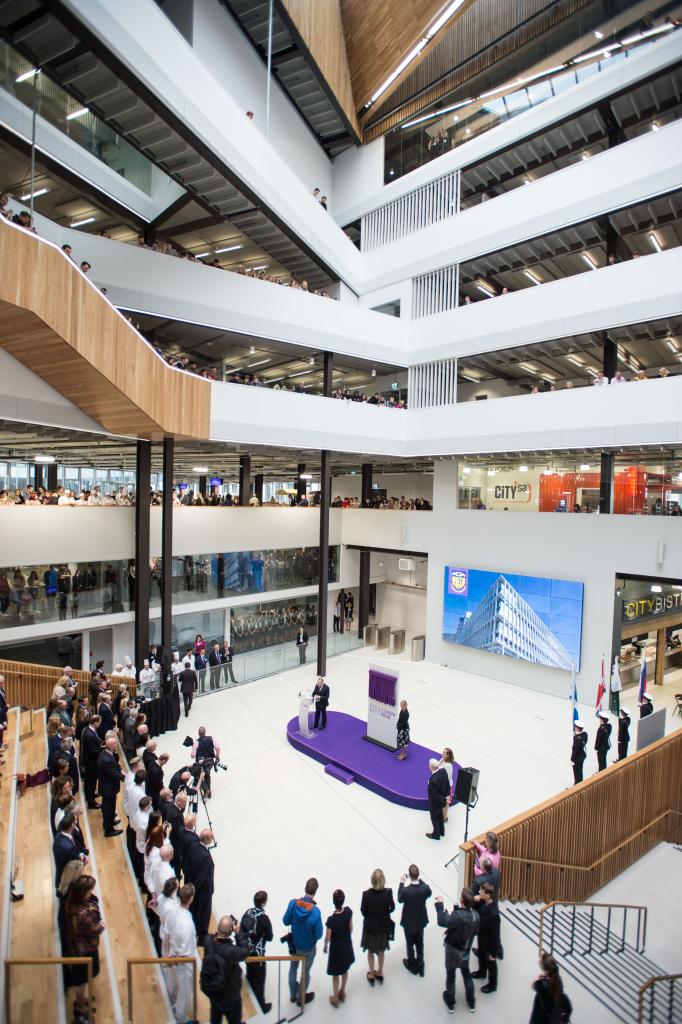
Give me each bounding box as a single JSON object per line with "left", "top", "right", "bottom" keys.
{"left": 286, "top": 710, "right": 459, "bottom": 810}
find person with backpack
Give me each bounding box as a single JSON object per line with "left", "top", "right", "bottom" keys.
{"left": 435, "top": 887, "right": 480, "bottom": 1014}
{"left": 530, "top": 952, "right": 572, "bottom": 1023}
{"left": 241, "top": 891, "right": 273, "bottom": 1014}
{"left": 201, "top": 914, "right": 249, "bottom": 1024}
{"left": 283, "top": 877, "right": 323, "bottom": 1007}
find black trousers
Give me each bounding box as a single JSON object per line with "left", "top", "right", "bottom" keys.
{"left": 191, "top": 887, "right": 213, "bottom": 945}
{"left": 313, "top": 705, "right": 327, "bottom": 729}
{"left": 84, "top": 768, "right": 98, "bottom": 807}
{"left": 182, "top": 691, "right": 193, "bottom": 716}
{"left": 246, "top": 961, "right": 268, "bottom": 1011}
{"left": 101, "top": 793, "right": 117, "bottom": 832}
{"left": 597, "top": 750, "right": 608, "bottom": 772}
{"left": 126, "top": 824, "right": 137, "bottom": 866}
{"left": 572, "top": 762, "right": 584, "bottom": 784}
{"left": 429, "top": 805, "right": 445, "bottom": 837}
{"left": 403, "top": 926, "right": 425, "bottom": 971}
{"left": 618, "top": 741, "right": 628, "bottom": 761}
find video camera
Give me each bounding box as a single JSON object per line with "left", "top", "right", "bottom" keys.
{"left": 196, "top": 756, "right": 229, "bottom": 774}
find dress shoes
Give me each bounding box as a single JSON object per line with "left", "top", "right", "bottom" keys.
{"left": 425, "top": 832, "right": 440, "bottom": 840}
{"left": 104, "top": 828, "right": 122, "bottom": 837}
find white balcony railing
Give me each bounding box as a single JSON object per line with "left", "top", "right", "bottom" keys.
{"left": 361, "top": 169, "right": 459, "bottom": 251}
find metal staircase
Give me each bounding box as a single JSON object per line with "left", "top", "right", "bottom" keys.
{"left": 501, "top": 900, "right": 681, "bottom": 1024}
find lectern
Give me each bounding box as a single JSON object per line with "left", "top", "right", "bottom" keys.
{"left": 298, "top": 692, "right": 314, "bottom": 737}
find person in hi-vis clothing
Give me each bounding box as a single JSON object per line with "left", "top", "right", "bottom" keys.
{"left": 312, "top": 676, "right": 330, "bottom": 729}
{"left": 296, "top": 626, "right": 309, "bottom": 664}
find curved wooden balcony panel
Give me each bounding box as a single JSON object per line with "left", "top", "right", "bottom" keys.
{"left": 0, "top": 218, "right": 210, "bottom": 440}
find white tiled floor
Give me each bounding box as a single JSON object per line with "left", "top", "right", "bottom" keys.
{"left": 157, "top": 649, "right": 681, "bottom": 1022}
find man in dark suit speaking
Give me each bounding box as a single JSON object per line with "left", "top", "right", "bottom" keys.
{"left": 398, "top": 864, "right": 432, "bottom": 976}
{"left": 426, "top": 758, "right": 450, "bottom": 840}
{"left": 312, "top": 676, "right": 330, "bottom": 729}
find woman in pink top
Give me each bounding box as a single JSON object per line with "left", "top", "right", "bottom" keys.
{"left": 194, "top": 633, "right": 206, "bottom": 658}
{"left": 473, "top": 831, "right": 500, "bottom": 875}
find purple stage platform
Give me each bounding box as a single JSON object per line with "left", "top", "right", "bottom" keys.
{"left": 286, "top": 710, "right": 459, "bottom": 810}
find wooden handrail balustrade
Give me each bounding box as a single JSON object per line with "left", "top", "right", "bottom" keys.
{"left": 0, "top": 658, "right": 136, "bottom": 711}
{"left": 460, "top": 728, "right": 682, "bottom": 904}
{"left": 4, "top": 958, "right": 94, "bottom": 1024}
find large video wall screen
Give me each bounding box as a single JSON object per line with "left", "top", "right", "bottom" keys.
{"left": 442, "top": 566, "right": 583, "bottom": 671}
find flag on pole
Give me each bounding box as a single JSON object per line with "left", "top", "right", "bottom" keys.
{"left": 610, "top": 656, "right": 621, "bottom": 715}
{"left": 637, "top": 656, "right": 647, "bottom": 704}
{"left": 594, "top": 655, "right": 605, "bottom": 717}
{"left": 570, "top": 664, "right": 579, "bottom": 725}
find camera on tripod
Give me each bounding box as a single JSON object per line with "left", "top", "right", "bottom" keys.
{"left": 197, "top": 756, "right": 229, "bottom": 774}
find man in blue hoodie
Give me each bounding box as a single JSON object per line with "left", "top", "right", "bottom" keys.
{"left": 283, "top": 877, "right": 323, "bottom": 1006}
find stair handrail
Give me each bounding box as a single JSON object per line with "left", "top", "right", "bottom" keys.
{"left": 539, "top": 901, "right": 648, "bottom": 957}
{"left": 4, "top": 957, "right": 94, "bottom": 1023}
{"left": 638, "top": 974, "right": 682, "bottom": 1024}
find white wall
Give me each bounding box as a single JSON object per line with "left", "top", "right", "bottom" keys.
{"left": 339, "top": 483, "right": 682, "bottom": 700}
{"left": 191, "top": 0, "right": 332, "bottom": 196}
{"left": 332, "top": 29, "right": 682, "bottom": 225}
{"left": 0, "top": 349, "right": 108, "bottom": 435}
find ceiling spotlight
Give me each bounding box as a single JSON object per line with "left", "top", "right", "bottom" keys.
{"left": 519, "top": 465, "right": 529, "bottom": 472}
{"left": 34, "top": 454, "right": 55, "bottom": 463}
{"left": 70, "top": 217, "right": 95, "bottom": 228}
{"left": 192, "top": 466, "right": 209, "bottom": 473}
{"left": 249, "top": 346, "right": 256, "bottom": 354}
{"left": 66, "top": 107, "right": 89, "bottom": 120}
{"left": 299, "top": 473, "right": 313, "bottom": 479}
{"left": 309, "top": 357, "right": 315, "bottom": 365}
{"left": 580, "top": 463, "right": 590, "bottom": 471}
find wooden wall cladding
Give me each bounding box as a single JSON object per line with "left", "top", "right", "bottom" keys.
{"left": 340, "top": 0, "right": 446, "bottom": 113}
{"left": 462, "top": 728, "right": 682, "bottom": 904}
{"left": 0, "top": 219, "right": 210, "bottom": 440}
{"left": 282, "top": 0, "right": 361, "bottom": 138}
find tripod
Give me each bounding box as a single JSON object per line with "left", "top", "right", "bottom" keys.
{"left": 444, "top": 792, "right": 478, "bottom": 869}
{"left": 190, "top": 768, "right": 218, "bottom": 849}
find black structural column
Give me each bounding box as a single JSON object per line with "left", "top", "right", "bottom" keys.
{"left": 322, "top": 351, "right": 334, "bottom": 397}
{"left": 254, "top": 473, "right": 264, "bottom": 504}
{"left": 161, "top": 438, "right": 174, "bottom": 658}
{"left": 361, "top": 464, "right": 373, "bottom": 508}
{"left": 198, "top": 474, "right": 207, "bottom": 498}
{"left": 239, "top": 455, "right": 251, "bottom": 506}
{"left": 296, "top": 463, "right": 307, "bottom": 503}
{"left": 317, "top": 450, "right": 331, "bottom": 677}
{"left": 602, "top": 335, "right": 617, "bottom": 380}
{"left": 599, "top": 452, "right": 614, "bottom": 514}
{"left": 358, "top": 549, "right": 371, "bottom": 639}
{"left": 47, "top": 463, "right": 58, "bottom": 490}
{"left": 134, "top": 440, "right": 152, "bottom": 676}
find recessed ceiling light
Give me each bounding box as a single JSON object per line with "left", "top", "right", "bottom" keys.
{"left": 214, "top": 245, "right": 242, "bottom": 253}
{"left": 519, "top": 363, "right": 536, "bottom": 373}
{"left": 519, "top": 465, "right": 529, "bottom": 472}
{"left": 649, "top": 232, "right": 662, "bottom": 253}
{"left": 581, "top": 252, "right": 597, "bottom": 269}
{"left": 666, "top": 339, "right": 677, "bottom": 352}
{"left": 523, "top": 269, "right": 541, "bottom": 284}
{"left": 299, "top": 473, "right": 313, "bottom": 479}
{"left": 192, "top": 466, "right": 209, "bottom": 473}
{"left": 194, "top": 251, "right": 210, "bottom": 258}
{"left": 487, "top": 469, "right": 496, "bottom": 476}
{"left": 580, "top": 464, "right": 590, "bottom": 471}
{"left": 20, "top": 187, "right": 49, "bottom": 200}
{"left": 594, "top": 30, "right": 605, "bottom": 39}
{"left": 462, "top": 467, "right": 471, "bottom": 474}
{"left": 567, "top": 355, "right": 584, "bottom": 366}
{"left": 70, "top": 217, "right": 95, "bottom": 227}
{"left": 477, "top": 283, "right": 496, "bottom": 297}
{"left": 248, "top": 359, "right": 271, "bottom": 368}
{"left": 66, "top": 107, "right": 89, "bottom": 120}
{"left": 651, "top": 585, "right": 662, "bottom": 593}
{"left": 248, "top": 265, "right": 268, "bottom": 271}
{"left": 34, "top": 454, "right": 55, "bottom": 463}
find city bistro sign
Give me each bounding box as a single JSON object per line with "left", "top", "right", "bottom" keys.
{"left": 622, "top": 589, "right": 682, "bottom": 624}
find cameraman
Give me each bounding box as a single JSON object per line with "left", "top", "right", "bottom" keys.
{"left": 191, "top": 726, "right": 221, "bottom": 799}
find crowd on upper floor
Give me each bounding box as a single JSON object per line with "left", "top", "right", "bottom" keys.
{"left": 331, "top": 495, "right": 432, "bottom": 510}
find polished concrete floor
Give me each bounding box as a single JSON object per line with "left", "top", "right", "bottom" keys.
{"left": 157, "top": 647, "right": 682, "bottom": 1022}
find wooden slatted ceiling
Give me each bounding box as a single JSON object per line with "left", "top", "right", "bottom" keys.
{"left": 281, "top": 0, "right": 362, "bottom": 138}
{"left": 0, "top": 220, "right": 210, "bottom": 441}
{"left": 340, "top": 0, "right": 447, "bottom": 114}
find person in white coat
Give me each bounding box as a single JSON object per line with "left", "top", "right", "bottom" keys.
{"left": 138, "top": 660, "right": 156, "bottom": 697}
{"left": 166, "top": 883, "right": 197, "bottom": 1023}
{"left": 122, "top": 654, "right": 136, "bottom": 679}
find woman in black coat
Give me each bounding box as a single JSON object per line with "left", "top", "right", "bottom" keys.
{"left": 529, "top": 953, "right": 571, "bottom": 1023}
{"left": 396, "top": 700, "right": 410, "bottom": 761}
{"left": 360, "top": 868, "right": 394, "bottom": 985}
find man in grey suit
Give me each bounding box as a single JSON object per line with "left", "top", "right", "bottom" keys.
{"left": 398, "top": 864, "right": 432, "bottom": 977}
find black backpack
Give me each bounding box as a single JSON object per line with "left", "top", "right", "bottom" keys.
{"left": 240, "top": 908, "right": 262, "bottom": 953}
{"left": 200, "top": 944, "right": 225, "bottom": 997}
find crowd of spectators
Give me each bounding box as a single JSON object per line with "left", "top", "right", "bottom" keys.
{"left": 0, "top": 485, "right": 134, "bottom": 507}
{"left": 39, "top": 661, "right": 574, "bottom": 1022}
{"left": 331, "top": 495, "right": 432, "bottom": 510}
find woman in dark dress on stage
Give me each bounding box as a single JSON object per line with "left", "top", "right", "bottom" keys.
{"left": 396, "top": 700, "right": 410, "bottom": 761}
{"left": 324, "top": 888, "right": 355, "bottom": 1006}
